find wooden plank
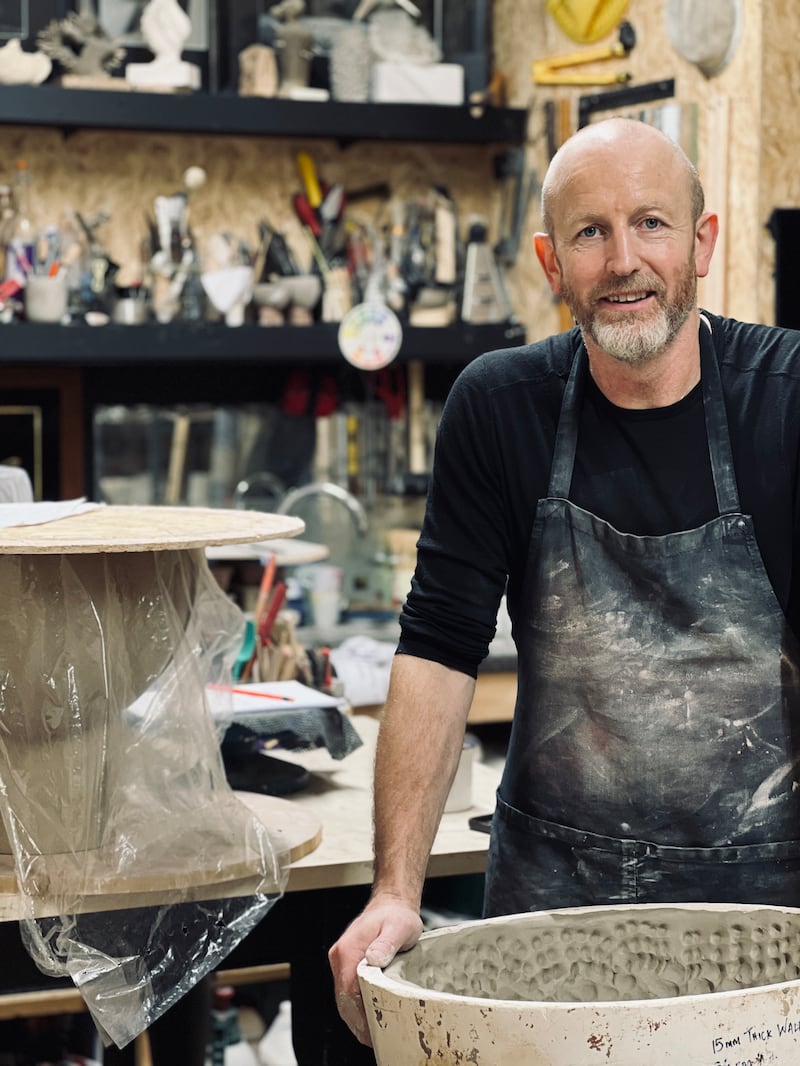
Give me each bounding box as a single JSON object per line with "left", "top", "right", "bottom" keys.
{"left": 215, "top": 963, "right": 291, "bottom": 987}
{"left": 0, "top": 988, "right": 87, "bottom": 1019}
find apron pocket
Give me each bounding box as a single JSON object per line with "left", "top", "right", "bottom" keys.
{"left": 485, "top": 794, "right": 800, "bottom": 916}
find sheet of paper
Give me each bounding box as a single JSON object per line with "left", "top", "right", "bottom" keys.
{"left": 0, "top": 498, "right": 102, "bottom": 528}
{"left": 210, "top": 680, "right": 344, "bottom": 713}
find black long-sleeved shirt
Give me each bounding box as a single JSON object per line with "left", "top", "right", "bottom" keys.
{"left": 398, "top": 313, "right": 800, "bottom": 676}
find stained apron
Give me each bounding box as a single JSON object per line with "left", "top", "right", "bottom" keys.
{"left": 485, "top": 322, "right": 800, "bottom": 915}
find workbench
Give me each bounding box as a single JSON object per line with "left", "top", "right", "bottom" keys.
{"left": 222, "top": 713, "right": 501, "bottom": 1064}
{"left": 0, "top": 715, "right": 501, "bottom": 1064}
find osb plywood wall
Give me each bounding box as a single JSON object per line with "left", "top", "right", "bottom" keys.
{"left": 1, "top": 0, "right": 797, "bottom": 339}
{"left": 758, "top": 0, "right": 800, "bottom": 325}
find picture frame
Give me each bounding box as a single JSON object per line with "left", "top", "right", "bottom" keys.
{"left": 0, "top": 404, "right": 44, "bottom": 500}
{"left": 0, "top": 0, "right": 27, "bottom": 39}
{"left": 15, "top": 1, "right": 71, "bottom": 47}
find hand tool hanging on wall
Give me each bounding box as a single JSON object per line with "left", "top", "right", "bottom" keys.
{"left": 532, "top": 20, "right": 635, "bottom": 86}
{"left": 494, "top": 146, "right": 540, "bottom": 269}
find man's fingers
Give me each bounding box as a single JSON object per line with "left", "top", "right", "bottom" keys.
{"left": 364, "top": 936, "right": 398, "bottom": 968}
{"left": 329, "top": 902, "right": 424, "bottom": 1045}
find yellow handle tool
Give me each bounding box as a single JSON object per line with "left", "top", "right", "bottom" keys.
{"left": 533, "top": 20, "right": 635, "bottom": 86}
{"left": 296, "top": 151, "right": 323, "bottom": 210}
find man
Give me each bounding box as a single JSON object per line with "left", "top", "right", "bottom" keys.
{"left": 329, "top": 117, "right": 800, "bottom": 1046}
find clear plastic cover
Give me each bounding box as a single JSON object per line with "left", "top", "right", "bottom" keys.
{"left": 0, "top": 548, "right": 289, "bottom": 1048}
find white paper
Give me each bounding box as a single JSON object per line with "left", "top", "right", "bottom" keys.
{"left": 0, "top": 498, "right": 102, "bottom": 528}
{"left": 210, "top": 680, "right": 344, "bottom": 715}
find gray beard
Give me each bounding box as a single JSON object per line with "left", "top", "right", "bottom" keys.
{"left": 586, "top": 310, "right": 677, "bottom": 365}
{"left": 581, "top": 282, "right": 697, "bottom": 365}
{"left": 562, "top": 255, "right": 698, "bottom": 367}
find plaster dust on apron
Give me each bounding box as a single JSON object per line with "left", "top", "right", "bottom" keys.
{"left": 359, "top": 902, "right": 800, "bottom": 1064}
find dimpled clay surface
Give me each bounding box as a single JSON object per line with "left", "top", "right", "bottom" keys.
{"left": 359, "top": 904, "right": 800, "bottom": 1065}
{"left": 390, "top": 904, "right": 800, "bottom": 1002}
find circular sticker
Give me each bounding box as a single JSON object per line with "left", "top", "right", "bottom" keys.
{"left": 337, "top": 301, "right": 403, "bottom": 371}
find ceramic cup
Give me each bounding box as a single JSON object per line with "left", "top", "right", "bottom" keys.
{"left": 25, "top": 273, "right": 68, "bottom": 323}
{"left": 304, "top": 563, "right": 344, "bottom": 629}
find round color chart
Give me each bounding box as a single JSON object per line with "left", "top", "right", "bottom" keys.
{"left": 337, "top": 301, "right": 403, "bottom": 371}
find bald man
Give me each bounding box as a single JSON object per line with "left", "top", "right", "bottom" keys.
{"left": 329, "top": 118, "right": 800, "bottom": 1046}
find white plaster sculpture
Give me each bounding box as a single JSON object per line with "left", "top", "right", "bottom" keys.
{"left": 125, "top": 0, "right": 201, "bottom": 91}
{"left": 0, "top": 38, "right": 52, "bottom": 85}
{"left": 201, "top": 265, "right": 254, "bottom": 327}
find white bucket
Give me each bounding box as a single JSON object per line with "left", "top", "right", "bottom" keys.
{"left": 359, "top": 902, "right": 800, "bottom": 1064}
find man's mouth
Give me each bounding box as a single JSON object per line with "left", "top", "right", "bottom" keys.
{"left": 601, "top": 291, "right": 652, "bottom": 304}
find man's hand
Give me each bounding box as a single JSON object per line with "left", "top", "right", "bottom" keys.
{"left": 328, "top": 895, "right": 423, "bottom": 1046}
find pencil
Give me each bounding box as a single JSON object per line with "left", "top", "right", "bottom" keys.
{"left": 210, "top": 683, "right": 295, "bottom": 703}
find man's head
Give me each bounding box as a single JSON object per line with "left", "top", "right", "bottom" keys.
{"left": 534, "top": 118, "right": 717, "bottom": 366}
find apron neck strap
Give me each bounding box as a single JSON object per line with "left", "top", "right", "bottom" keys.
{"left": 547, "top": 318, "right": 742, "bottom": 516}
{"left": 699, "top": 315, "right": 741, "bottom": 515}
{"left": 547, "top": 336, "right": 585, "bottom": 498}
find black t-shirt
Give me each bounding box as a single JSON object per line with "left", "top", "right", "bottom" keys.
{"left": 574, "top": 378, "right": 715, "bottom": 535}
{"left": 398, "top": 313, "right": 800, "bottom": 677}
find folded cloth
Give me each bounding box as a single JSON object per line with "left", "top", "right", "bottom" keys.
{"left": 224, "top": 704, "right": 362, "bottom": 760}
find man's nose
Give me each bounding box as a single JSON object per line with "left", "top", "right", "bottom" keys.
{"left": 606, "top": 230, "right": 640, "bottom": 275}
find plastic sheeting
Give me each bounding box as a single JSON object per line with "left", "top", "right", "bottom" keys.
{"left": 0, "top": 548, "right": 289, "bottom": 1048}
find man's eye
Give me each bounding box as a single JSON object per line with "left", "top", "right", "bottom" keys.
{"left": 579, "top": 225, "right": 599, "bottom": 238}
{"left": 642, "top": 217, "right": 662, "bottom": 230}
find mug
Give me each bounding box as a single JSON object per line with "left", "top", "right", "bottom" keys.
{"left": 25, "top": 273, "right": 68, "bottom": 323}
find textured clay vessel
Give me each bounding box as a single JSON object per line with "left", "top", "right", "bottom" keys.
{"left": 358, "top": 903, "right": 800, "bottom": 1064}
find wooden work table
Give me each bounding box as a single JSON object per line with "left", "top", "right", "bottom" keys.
{"left": 220, "top": 711, "right": 502, "bottom": 1065}
{"left": 0, "top": 713, "right": 501, "bottom": 1065}
{"left": 283, "top": 714, "right": 500, "bottom": 892}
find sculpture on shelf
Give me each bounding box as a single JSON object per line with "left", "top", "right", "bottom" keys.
{"left": 125, "top": 0, "right": 201, "bottom": 91}
{"left": 0, "top": 38, "right": 52, "bottom": 85}
{"left": 356, "top": 0, "right": 440, "bottom": 66}
{"left": 269, "top": 0, "right": 323, "bottom": 99}
{"left": 352, "top": 0, "right": 421, "bottom": 18}
{"left": 36, "top": 12, "right": 125, "bottom": 81}
{"left": 238, "top": 42, "right": 279, "bottom": 98}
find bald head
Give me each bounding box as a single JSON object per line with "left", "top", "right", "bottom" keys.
{"left": 541, "top": 118, "right": 705, "bottom": 237}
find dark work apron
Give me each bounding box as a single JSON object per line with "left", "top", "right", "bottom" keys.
{"left": 485, "top": 321, "right": 800, "bottom": 915}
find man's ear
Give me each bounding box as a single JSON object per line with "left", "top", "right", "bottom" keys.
{"left": 534, "top": 232, "right": 562, "bottom": 295}
{"left": 694, "top": 212, "right": 719, "bottom": 279}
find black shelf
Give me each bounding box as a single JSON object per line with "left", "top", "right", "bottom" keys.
{"left": 0, "top": 320, "right": 526, "bottom": 366}
{"left": 0, "top": 84, "right": 528, "bottom": 143}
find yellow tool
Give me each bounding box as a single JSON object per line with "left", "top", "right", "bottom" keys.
{"left": 296, "top": 151, "right": 323, "bottom": 209}
{"left": 546, "top": 0, "right": 631, "bottom": 44}
{"left": 532, "top": 20, "right": 635, "bottom": 86}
